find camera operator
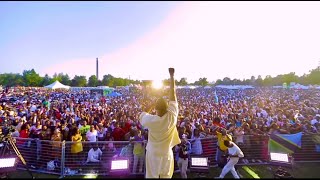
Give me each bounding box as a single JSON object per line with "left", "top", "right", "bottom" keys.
{"left": 175, "top": 134, "right": 192, "bottom": 179}
{"left": 0, "top": 121, "right": 16, "bottom": 155}
{"left": 0, "top": 117, "right": 16, "bottom": 139}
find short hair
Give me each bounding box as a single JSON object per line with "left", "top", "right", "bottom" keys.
{"left": 223, "top": 140, "right": 231, "bottom": 147}
{"left": 155, "top": 98, "right": 168, "bottom": 111}
{"left": 221, "top": 129, "right": 227, "bottom": 135}
{"left": 91, "top": 143, "right": 99, "bottom": 149}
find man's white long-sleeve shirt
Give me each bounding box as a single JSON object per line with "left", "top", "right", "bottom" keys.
{"left": 86, "top": 148, "right": 102, "bottom": 163}
{"left": 139, "top": 101, "right": 181, "bottom": 156}
{"left": 228, "top": 142, "right": 244, "bottom": 158}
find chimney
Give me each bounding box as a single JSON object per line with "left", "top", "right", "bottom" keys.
{"left": 96, "top": 58, "right": 99, "bottom": 80}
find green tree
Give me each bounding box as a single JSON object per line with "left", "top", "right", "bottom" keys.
{"left": 61, "top": 73, "right": 71, "bottom": 86}
{"left": 243, "top": 79, "right": 251, "bottom": 85}
{"left": 22, "top": 69, "right": 42, "bottom": 87}
{"left": 215, "top": 79, "right": 223, "bottom": 85}
{"left": 282, "top": 72, "right": 298, "bottom": 84}
{"left": 2, "top": 64, "right": 320, "bottom": 88}
{"left": 179, "top": 78, "right": 188, "bottom": 86}
{"left": 162, "top": 79, "right": 170, "bottom": 86}
{"left": 41, "top": 74, "right": 52, "bottom": 86}
{"left": 71, "top": 75, "right": 87, "bottom": 87}
{"left": 194, "top": 77, "right": 208, "bottom": 86}
{"left": 88, "top": 75, "right": 99, "bottom": 87}
{"left": 52, "top": 73, "right": 62, "bottom": 82}
{"left": 250, "top": 76, "right": 256, "bottom": 84}
{"left": 97, "top": 80, "right": 102, "bottom": 86}
{"left": 297, "top": 74, "right": 308, "bottom": 85}
{"left": 255, "top": 75, "right": 263, "bottom": 86}
{"left": 231, "top": 78, "right": 242, "bottom": 85}
{"left": 101, "top": 74, "right": 114, "bottom": 86}
{"left": 222, "top": 77, "right": 231, "bottom": 85}
{"left": 51, "top": 73, "right": 71, "bottom": 85}
{"left": 0, "top": 73, "right": 24, "bottom": 86}
{"left": 306, "top": 68, "right": 320, "bottom": 85}
{"left": 262, "top": 75, "right": 273, "bottom": 86}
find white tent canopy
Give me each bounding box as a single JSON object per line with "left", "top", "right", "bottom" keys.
{"left": 215, "top": 85, "right": 254, "bottom": 90}
{"left": 290, "top": 83, "right": 309, "bottom": 90}
{"left": 44, "top": 81, "right": 70, "bottom": 89}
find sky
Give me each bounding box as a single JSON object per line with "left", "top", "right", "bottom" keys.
{"left": 1, "top": 1, "right": 320, "bottom": 83}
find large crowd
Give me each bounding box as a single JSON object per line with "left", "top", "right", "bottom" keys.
{"left": 1, "top": 87, "right": 320, "bottom": 144}
{"left": 0, "top": 86, "right": 320, "bottom": 174}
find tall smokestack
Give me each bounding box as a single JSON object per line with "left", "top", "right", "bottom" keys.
{"left": 96, "top": 58, "right": 99, "bottom": 80}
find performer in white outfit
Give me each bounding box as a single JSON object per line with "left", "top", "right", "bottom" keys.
{"left": 218, "top": 140, "right": 244, "bottom": 179}
{"left": 139, "top": 68, "right": 181, "bottom": 178}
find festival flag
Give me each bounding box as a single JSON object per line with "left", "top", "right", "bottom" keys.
{"left": 214, "top": 90, "right": 219, "bottom": 103}
{"left": 268, "top": 132, "right": 302, "bottom": 154}
{"left": 312, "top": 135, "right": 320, "bottom": 152}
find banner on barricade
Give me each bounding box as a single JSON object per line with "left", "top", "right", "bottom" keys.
{"left": 312, "top": 135, "right": 320, "bottom": 152}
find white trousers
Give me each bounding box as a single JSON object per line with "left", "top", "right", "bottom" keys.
{"left": 145, "top": 150, "right": 174, "bottom": 178}
{"left": 177, "top": 157, "right": 188, "bottom": 178}
{"left": 219, "top": 157, "right": 240, "bottom": 179}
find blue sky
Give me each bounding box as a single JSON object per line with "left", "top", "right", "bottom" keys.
{"left": 1, "top": 1, "right": 320, "bottom": 83}
{"left": 0, "top": 1, "right": 179, "bottom": 75}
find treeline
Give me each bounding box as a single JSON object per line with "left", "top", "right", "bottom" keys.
{"left": 0, "top": 70, "right": 140, "bottom": 87}
{"left": 0, "top": 66, "right": 320, "bottom": 87}
{"left": 214, "top": 66, "right": 320, "bottom": 86}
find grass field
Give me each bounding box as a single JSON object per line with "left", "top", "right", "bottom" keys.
{"left": 5, "top": 162, "right": 320, "bottom": 179}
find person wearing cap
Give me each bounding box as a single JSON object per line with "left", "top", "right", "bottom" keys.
{"left": 216, "top": 139, "right": 244, "bottom": 179}
{"left": 139, "top": 68, "right": 180, "bottom": 178}
{"left": 174, "top": 134, "right": 191, "bottom": 178}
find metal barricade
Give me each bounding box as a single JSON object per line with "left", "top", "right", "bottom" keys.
{"left": 8, "top": 134, "right": 320, "bottom": 177}
{"left": 232, "top": 135, "right": 270, "bottom": 165}
{"left": 63, "top": 140, "right": 146, "bottom": 177}
{"left": 292, "top": 134, "right": 320, "bottom": 162}
{"left": 13, "top": 138, "right": 63, "bottom": 175}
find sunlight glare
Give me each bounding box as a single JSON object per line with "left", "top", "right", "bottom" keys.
{"left": 152, "top": 80, "right": 163, "bottom": 89}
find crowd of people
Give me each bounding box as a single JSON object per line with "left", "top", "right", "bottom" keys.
{"left": 1, "top": 86, "right": 320, "bottom": 176}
